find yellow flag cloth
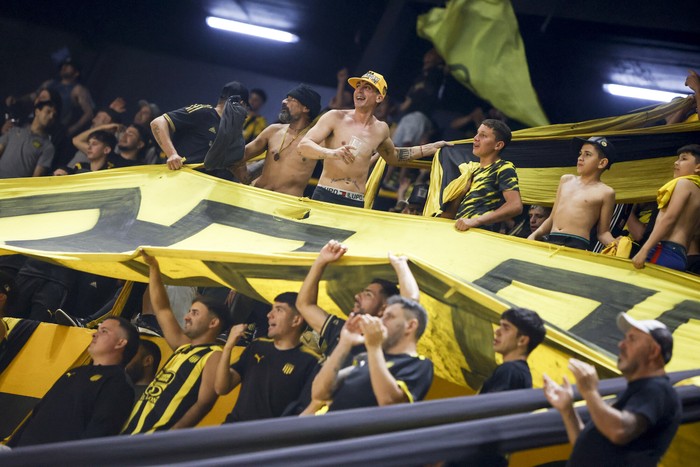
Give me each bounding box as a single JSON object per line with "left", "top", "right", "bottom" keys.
{"left": 656, "top": 175, "right": 700, "bottom": 209}
{"left": 600, "top": 236, "right": 633, "bottom": 258}
{"left": 417, "top": 0, "right": 548, "bottom": 127}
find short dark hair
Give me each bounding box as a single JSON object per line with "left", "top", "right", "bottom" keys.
{"left": 219, "top": 81, "right": 250, "bottom": 106}
{"left": 250, "top": 88, "right": 267, "bottom": 103}
{"left": 139, "top": 339, "right": 162, "bottom": 372}
{"left": 274, "top": 292, "right": 299, "bottom": 313}
{"left": 192, "top": 295, "right": 229, "bottom": 332}
{"left": 88, "top": 130, "right": 117, "bottom": 151}
{"left": 501, "top": 307, "right": 546, "bottom": 354}
{"left": 105, "top": 317, "right": 139, "bottom": 366}
{"left": 387, "top": 295, "right": 428, "bottom": 340}
{"left": 678, "top": 144, "right": 700, "bottom": 164}
{"left": 481, "top": 119, "right": 512, "bottom": 149}
{"left": 371, "top": 278, "right": 399, "bottom": 300}
{"left": 37, "top": 87, "right": 63, "bottom": 117}
{"left": 129, "top": 123, "right": 149, "bottom": 144}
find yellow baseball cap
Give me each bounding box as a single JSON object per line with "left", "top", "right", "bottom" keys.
{"left": 348, "top": 70, "right": 388, "bottom": 97}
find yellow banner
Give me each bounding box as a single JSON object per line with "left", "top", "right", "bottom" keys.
{"left": 1, "top": 166, "right": 699, "bottom": 391}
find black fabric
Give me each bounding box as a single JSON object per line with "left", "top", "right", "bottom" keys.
{"left": 203, "top": 97, "right": 247, "bottom": 170}
{"left": 480, "top": 360, "right": 532, "bottom": 394}
{"left": 164, "top": 104, "right": 220, "bottom": 164}
{"left": 8, "top": 364, "right": 134, "bottom": 447}
{"left": 311, "top": 186, "right": 364, "bottom": 208}
{"left": 226, "top": 339, "right": 317, "bottom": 422}
{"left": 328, "top": 352, "right": 433, "bottom": 411}
{"left": 0, "top": 319, "right": 40, "bottom": 374}
{"left": 1, "top": 370, "right": 698, "bottom": 467}
{"left": 547, "top": 233, "right": 590, "bottom": 251}
{"left": 568, "top": 376, "right": 682, "bottom": 467}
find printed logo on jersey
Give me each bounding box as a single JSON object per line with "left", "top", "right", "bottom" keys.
{"left": 188, "top": 355, "right": 201, "bottom": 364}
{"left": 90, "top": 374, "right": 103, "bottom": 382}
{"left": 254, "top": 353, "right": 264, "bottom": 363}
{"left": 282, "top": 363, "right": 295, "bottom": 375}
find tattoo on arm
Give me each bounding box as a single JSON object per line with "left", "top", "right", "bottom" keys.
{"left": 397, "top": 148, "right": 412, "bottom": 161}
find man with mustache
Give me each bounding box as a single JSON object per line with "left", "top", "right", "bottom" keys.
{"left": 233, "top": 84, "right": 322, "bottom": 197}
{"left": 544, "top": 313, "right": 681, "bottom": 466}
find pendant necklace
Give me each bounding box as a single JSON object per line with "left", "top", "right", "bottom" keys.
{"left": 274, "top": 124, "right": 311, "bottom": 161}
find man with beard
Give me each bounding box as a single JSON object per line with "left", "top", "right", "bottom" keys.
{"left": 544, "top": 313, "right": 681, "bottom": 466}
{"left": 122, "top": 251, "right": 225, "bottom": 434}
{"left": 283, "top": 240, "right": 420, "bottom": 415}
{"left": 233, "top": 84, "right": 322, "bottom": 197}
{"left": 311, "top": 296, "right": 433, "bottom": 412}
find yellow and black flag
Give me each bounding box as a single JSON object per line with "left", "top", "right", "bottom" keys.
{"left": 417, "top": 0, "right": 548, "bottom": 127}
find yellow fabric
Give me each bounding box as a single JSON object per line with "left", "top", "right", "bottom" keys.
{"left": 600, "top": 236, "right": 633, "bottom": 258}
{"left": 1, "top": 166, "right": 699, "bottom": 391}
{"left": 417, "top": 0, "right": 548, "bottom": 127}
{"left": 364, "top": 157, "right": 386, "bottom": 209}
{"left": 423, "top": 119, "right": 700, "bottom": 211}
{"left": 424, "top": 161, "right": 478, "bottom": 217}
{"left": 656, "top": 175, "right": 700, "bottom": 209}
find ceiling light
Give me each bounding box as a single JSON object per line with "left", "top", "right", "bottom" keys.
{"left": 206, "top": 16, "right": 299, "bottom": 43}
{"left": 602, "top": 84, "right": 686, "bottom": 102}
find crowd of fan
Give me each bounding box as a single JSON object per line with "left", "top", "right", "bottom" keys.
{"left": 0, "top": 53, "right": 697, "bottom": 464}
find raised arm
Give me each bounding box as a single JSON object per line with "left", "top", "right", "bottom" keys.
{"left": 213, "top": 324, "right": 246, "bottom": 395}
{"left": 141, "top": 251, "right": 190, "bottom": 350}
{"left": 361, "top": 315, "right": 410, "bottom": 406}
{"left": 72, "top": 123, "right": 121, "bottom": 154}
{"left": 296, "top": 240, "right": 347, "bottom": 333}
{"left": 388, "top": 252, "right": 419, "bottom": 300}
{"left": 568, "top": 359, "right": 648, "bottom": 445}
{"left": 311, "top": 315, "right": 363, "bottom": 402}
{"left": 379, "top": 137, "right": 451, "bottom": 166}
{"left": 543, "top": 373, "right": 583, "bottom": 445}
{"left": 150, "top": 115, "right": 183, "bottom": 170}
{"left": 171, "top": 351, "right": 221, "bottom": 429}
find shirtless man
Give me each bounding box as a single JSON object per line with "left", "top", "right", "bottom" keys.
{"left": 235, "top": 84, "right": 321, "bottom": 197}
{"left": 529, "top": 136, "right": 616, "bottom": 250}
{"left": 298, "top": 70, "right": 448, "bottom": 208}
{"left": 632, "top": 144, "right": 700, "bottom": 271}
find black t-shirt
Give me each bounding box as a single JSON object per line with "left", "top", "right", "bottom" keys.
{"left": 9, "top": 364, "right": 134, "bottom": 447}
{"left": 226, "top": 339, "right": 319, "bottom": 423}
{"left": 328, "top": 352, "right": 433, "bottom": 412}
{"left": 568, "top": 376, "right": 681, "bottom": 467}
{"left": 480, "top": 360, "right": 532, "bottom": 394}
{"left": 163, "top": 104, "right": 220, "bottom": 164}
{"left": 320, "top": 314, "right": 366, "bottom": 362}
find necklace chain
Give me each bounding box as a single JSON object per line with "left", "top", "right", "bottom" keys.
{"left": 276, "top": 124, "right": 311, "bottom": 156}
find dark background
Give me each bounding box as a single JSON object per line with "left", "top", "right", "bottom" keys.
{"left": 2, "top": 0, "right": 699, "bottom": 125}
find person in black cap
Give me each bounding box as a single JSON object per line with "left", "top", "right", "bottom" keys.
{"left": 529, "top": 136, "right": 617, "bottom": 250}
{"left": 544, "top": 312, "right": 680, "bottom": 466}
{"left": 231, "top": 83, "right": 322, "bottom": 197}
{"left": 150, "top": 80, "right": 249, "bottom": 171}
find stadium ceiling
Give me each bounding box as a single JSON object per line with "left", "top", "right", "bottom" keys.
{"left": 2, "top": 0, "right": 699, "bottom": 121}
